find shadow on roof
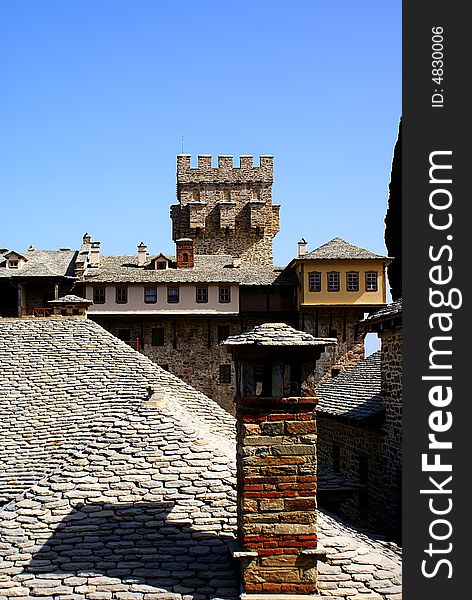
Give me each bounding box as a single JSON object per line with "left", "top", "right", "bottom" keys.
{"left": 27, "top": 501, "right": 239, "bottom": 598}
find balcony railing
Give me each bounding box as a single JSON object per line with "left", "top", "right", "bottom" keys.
{"left": 20, "top": 307, "right": 53, "bottom": 318}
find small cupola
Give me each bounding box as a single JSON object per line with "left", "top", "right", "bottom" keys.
{"left": 175, "top": 238, "right": 194, "bottom": 269}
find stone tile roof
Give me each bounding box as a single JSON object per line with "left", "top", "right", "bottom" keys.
{"left": 316, "top": 352, "right": 385, "bottom": 421}
{"left": 48, "top": 294, "right": 92, "bottom": 304}
{"left": 0, "top": 319, "right": 401, "bottom": 599}
{"left": 0, "top": 318, "right": 235, "bottom": 505}
{"left": 222, "top": 322, "right": 337, "bottom": 347}
{"left": 84, "top": 254, "right": 297, "bottom": 286}
{"left": 298, "top": 237, "right": 389, "bottom": 261}
{"left": 0, "top": 249, "right": 77, "bottom": 279}
{"left": 364, "top": 298, "right": 403, "bottom": 325}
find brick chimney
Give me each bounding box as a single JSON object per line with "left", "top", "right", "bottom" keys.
{"left": 298, "top": 238, "right": 308, "bottom": 257}
{"left": 223, "top": 323, "right": 336, "bottom": 597}
{"left": 137, "top": 242, "right": 148, "bottom": 267}
{"left": 176, "top": 238, "right": 194, "bottom": 268}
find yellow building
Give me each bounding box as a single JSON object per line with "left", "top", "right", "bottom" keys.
{"left": 290, "top": 237, "right": 390, "bottom": 309}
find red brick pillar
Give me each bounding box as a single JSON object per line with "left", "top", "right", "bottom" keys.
{"left": 236, "top": 396, "right": 319, "bottom": 595}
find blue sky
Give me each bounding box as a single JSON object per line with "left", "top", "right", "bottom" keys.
{"left": 0, "top": 0, "right": 400, "bottom": 267}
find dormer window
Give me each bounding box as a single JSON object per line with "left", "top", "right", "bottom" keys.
{"left": 8, "top": 260, "right": 18, "bottom": 269}
{"left": 156, "top": 261, "right": 166, "bottom": 270}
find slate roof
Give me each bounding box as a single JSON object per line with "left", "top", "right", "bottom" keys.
{"left": 316, "top": 352, "right": 385, "bottom": 421}
{"left": 297, "top": 237, "right": 389, "bottom": 261}
{"left": 222, "top": 322, "right": 337, "bottom": 347}
{"left": 0, "top": 319, "right": 401, "bottom": 599}
{"left": 48, "top": 294, "right": 93, "bottom": 305}
{"left": 0, "top": 249, "right": 77, "bottom": 279}
{"left": 364, "top": 298, "right": 403, "bottom": 325}
{"left": 84, "top": 254, "right": 297, "bottom": 286}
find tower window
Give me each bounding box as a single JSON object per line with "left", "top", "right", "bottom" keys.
{"left": 327, "top": 272, "right": 340, "bottom": 292}
{"left": 308, "top": 272, "right": 321, "bottom": 292}
{"left": 365, "top": 271, "right": 378, "bottom": 291}
{"left": 182, "top": 252, "right": 189, "bottom": 264}
{"left": 346, "top": 272, "right": 359, "bottom": 292}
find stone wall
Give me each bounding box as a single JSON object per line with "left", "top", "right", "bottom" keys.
{"left": 171, "top": 155, "right": 280, "bottom": 266}
{"left": 301, "top": 307, "right": 365, "bottom": 381}
{"left": 91, "top": 315, "right": 274, "bottom": 415}
{"left": 236, "top": 396, "right": 319, "bottom": 594}
{"left": 378, "top": 327, "right": 402, "bottom": 539}
{"left": 316, "top": 416, "right": 384, "bottom": 524}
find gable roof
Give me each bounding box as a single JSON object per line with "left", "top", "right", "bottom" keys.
{"left": 84, "top": 253, "right": 297, "bottom": 286}
{"left": 316, "top": 351, "right": 385, "bottom": 421}
{"left": 222, "top": 322, "right": 337, "bottom": 347}
{"left": 297, "top": 237, "right": 389, "bottom": 261}
{"left": 364, "top": 297, "right": 403, "bottom": 324}
{"left": 0, "top": 249, "right": 77, "bottom": 279}
{"left": 0, "top": 318, "right": 401, "bottom": 599}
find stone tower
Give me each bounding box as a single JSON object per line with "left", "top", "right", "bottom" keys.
{"left": 170, "top": 154, "right": 280, "bottom": 265}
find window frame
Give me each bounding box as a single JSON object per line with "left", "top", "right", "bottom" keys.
{"left": 308, "top": 271, "right": 321, "bottom": 292}
{"left": 346, "top": 271, "right": 359, "bottom": 292}
{"left": 93, "top": 286, "right": 106, "bottom": 304}
{"left": 115, "top": 287, "right": 128, "bottom": 304}
{"left": 196, "top": 286, "right": 209, "bottom": 304}
{"left": 218, "top": 286, "right": 231, "bottom": 303}
{"left": 219, "top": 364, "right": 232, "bottom": 384}
{"left": 167, "top": 286, "right": 180, "bottom": 304}
{"left": 151, "top": 327, "right": 165, "bottom": 346}
{"left": 144, "top": 287, "right": 158, "bottom": 304}
{"left": 327, "top": 271, "right": 340, "bottom": 292}
{"left": 365, "top": 271, "right": 378, "bottom": 292}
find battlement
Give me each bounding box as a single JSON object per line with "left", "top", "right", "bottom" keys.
{"left": 177, "top": 154, "right": 273, "bottom": 184}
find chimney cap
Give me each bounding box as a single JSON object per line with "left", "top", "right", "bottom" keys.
{"left": 138, "top": 242, "right": 147, "bottom": 249}
{"left": 298, "top": 238, "right": 307, "bottom": 244}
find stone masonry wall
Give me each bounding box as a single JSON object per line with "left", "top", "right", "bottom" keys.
{"left": 379, "top": 328, "right": 402, "bottom": 539}
{"left": 171, "top": 155, "right": 280, "bottom": 266}
{"left": 316, "top": 415, "right": 384, "bottom": 526}
{"left": 236, "top": 396, "right": 319, "bottom": 595}
{"left": 91, "top": 316, "right": 273, "bottom": 415}
{"left": 301, "top": 307, "right": 365, "bottom": 382}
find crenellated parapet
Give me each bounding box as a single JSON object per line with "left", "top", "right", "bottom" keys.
{"left": 177, "top": 154, "right": 273, "bottom": 186}
{"left": 172, "top": 154, "right": 280, "bottom": 266}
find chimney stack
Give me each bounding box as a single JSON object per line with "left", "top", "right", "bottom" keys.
{"left": 176, "top": 238, "right": 194, "bottom": 268}
{"left": 89, "top": 241, "right": 101, "bottom": 268}
{"left": 298, "top": 238, "right": 308, "bottom": 257}
{"left": 137, "top": 242, "right": 148, "bottom": 267}
{"left": 223, "top": 323, "right": 335, "bottom": 596}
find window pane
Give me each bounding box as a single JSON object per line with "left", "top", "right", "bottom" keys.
{"left": 196, "top": 287, "right": 208, "bottom": 303}
{"left": 145, "top": 288, "right": 157, "bottom": 303}
{"left": 116, "top": 287, "right": 128, "bottom": 304}
{"left": 366, "top": 272, "right": 378, "bottom": 291}
{"left": 167, "top": 287, "right": 179, "bottom": 303}
{"left": 346, "top": 272, "right": 359, "bottom": 292}
{"left": 327, "top": 272, "right": 340, "bottom": 292}
{"left": 308, "top": 272, "right": 321, "bottom": 292}
{"left": 94, "top": 288, "right": 106, "bottom": 304}
{"left": 219, "top": 287, "right": 231, "bottom": 303}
